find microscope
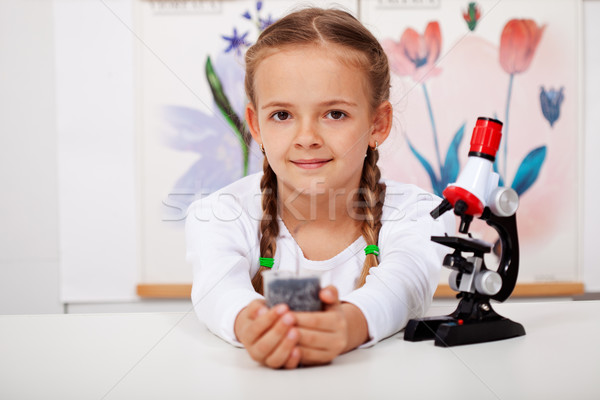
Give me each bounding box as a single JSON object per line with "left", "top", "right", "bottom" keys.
{"left": 404, "top": 117, "right": 526, "bottom": 347}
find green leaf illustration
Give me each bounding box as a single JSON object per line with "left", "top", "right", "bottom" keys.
{"left": 406, "top": 136, "right": 442, "bottom": 196}
{"left": 511, "top": 145, "right": 547, "bottom": 196}
{"left": 205, "top": 56, "right": 250, "bottom": 175}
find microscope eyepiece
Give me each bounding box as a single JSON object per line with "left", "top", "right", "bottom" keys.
{"left": 430, "top": 198, "right": 452, "bottom": 219}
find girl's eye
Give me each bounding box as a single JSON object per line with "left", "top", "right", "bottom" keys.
{"left": 272, "top": 111, "right": 290, "bottom": 121}
{"left": 326, "top": 110, "right": 346, "bottom": 120}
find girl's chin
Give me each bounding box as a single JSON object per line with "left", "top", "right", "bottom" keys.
{"left": 278, "top": 177, "right": 329, "bottom": 196}
{"left": 280, "top": 177, "right": 360, "bottom": 198}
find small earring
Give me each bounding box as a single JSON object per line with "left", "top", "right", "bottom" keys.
{"left": 370, "top": 141, "right": 378, "bottom": 151}
{"left": 259, "top": 143, "right": 265, "bottom": 154}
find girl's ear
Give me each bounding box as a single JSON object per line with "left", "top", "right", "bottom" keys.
{"left": 245, "top": 103, "right": 262, "bottom": 144}
{"left": 370, "top": 101, "right": 393, "bottom": 147}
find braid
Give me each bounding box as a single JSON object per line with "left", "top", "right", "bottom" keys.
{"left": 251, "top": 157, "right": 280, "bottom": 294}
{"left": 356, "top": 147, "right": 386, "bottom": 288}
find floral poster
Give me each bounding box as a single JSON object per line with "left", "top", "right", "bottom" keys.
{"left": 137, "top": 0, "right": 581, "bottom": 286}
{"left": 136, "top": 0, "right": 357, "bottom": 283}
{"left": 362, "top": 0, "right": 581, "bottom": 283}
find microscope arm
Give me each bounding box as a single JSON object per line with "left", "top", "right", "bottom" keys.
{"left": 484, "top": 211, "right": 520, "bottom": 302}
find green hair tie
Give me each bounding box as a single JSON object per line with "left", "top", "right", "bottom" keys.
{"left": 259, "top": 257, "right": 274, "bottom": 268}
{"left": 364, "top": 245, "right": 380, "bottom": 257}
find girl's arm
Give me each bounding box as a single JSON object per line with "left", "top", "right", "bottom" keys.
{"left": 340, "top": 187, "right": 455, "bottom": 347}
{"left": 340, "top": 301, "right": 369, "bottom": 352}
{"left": 186, "top": 178, "right": 264, "bottom": 347}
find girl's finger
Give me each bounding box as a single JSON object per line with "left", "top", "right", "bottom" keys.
{"left": 283, "top": 347, "right": 302, "bottom": 369}
{"left": 296, "top": 327, "right": 343, "bottom": 351}
{"left": 263, "top": 327, "right": 300, "bottom": 369}
{"left": 245, "top": 299, "right": 267, "bottom": 319}
{"left": 297, "top": 346, "right": 336, "bottom": 366}
{"left": 294, "top": 310, "right": 340, "bottom": 332}
{"left": 244, "top": 303, "right": 289, "bottom": 344}
{"left": 248, "top": 311, "right": 296, "bottom": 362}
{"left": 319, "top": 285, "right": 339, "bottom": 304}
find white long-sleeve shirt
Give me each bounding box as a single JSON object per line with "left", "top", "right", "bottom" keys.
{"left": 186, "top": 173, "right": 454, "bottom": 347}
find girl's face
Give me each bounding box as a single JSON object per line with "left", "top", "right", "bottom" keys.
{"left": 246, "top": 45, "right": 392, "bottom": 198}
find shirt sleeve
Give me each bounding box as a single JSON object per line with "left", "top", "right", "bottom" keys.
{"left": 186, "top": 193, "right": 263, "bottom": 347}
{"left": 341, "top": 188, "right": 455, "bottom": 347}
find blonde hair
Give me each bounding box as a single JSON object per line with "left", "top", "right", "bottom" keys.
{"left": 246, "top": 8, "right": 389, "bottom": 293}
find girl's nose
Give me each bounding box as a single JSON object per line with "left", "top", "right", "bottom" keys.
{"left": 294, "top": 119, "right": 322, "bottom": 149}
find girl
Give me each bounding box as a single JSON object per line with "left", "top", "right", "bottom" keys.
{"left": 186, "top": 7, "right": 454, "bottom": 369}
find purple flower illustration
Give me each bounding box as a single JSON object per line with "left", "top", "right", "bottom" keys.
{"left": 222, "top": 28, "right": 250, "bottom": 55}
{"left": 160, "top": 2, "right": 277, "bottom": 217}
{"left": 259, "top": 14, "right": 275, "bottom": 30}
{"left": 159, "top": 52, "right": 261, "bottom": 217}
{"left": 243, "top": 1, "right": 274, "bottom": 32}
{"left": 540, "top": 86, "right": 564, "bottom": 127}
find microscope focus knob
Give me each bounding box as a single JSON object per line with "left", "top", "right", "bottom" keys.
{"left": 488, "top": 187, "right": 519, "bottom": 217}
{"left": 449, "top": 271, "right": 462, "bottom": 292}
{"left": 475, "top": 270, "right": 503, "bottom": 296}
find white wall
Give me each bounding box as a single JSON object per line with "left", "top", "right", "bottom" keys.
{"left": 54, "top": 0, "right": 138, "bottom": 303}
{"left": 0, "top": 0, "right": 62, "bottom": 314}
{"left": 0, "top": 0, "right": 599, "bottom": 315}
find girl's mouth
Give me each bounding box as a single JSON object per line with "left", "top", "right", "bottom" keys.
{"left": 291, "top": 159, "right": 332, "bottom": 169}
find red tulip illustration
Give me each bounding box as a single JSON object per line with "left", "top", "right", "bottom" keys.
{"left": 497, "top": 19, "right": 546, "bottom": 186}
{"left": 383, "top": 21, "right": 442, "bottom": 83}
{"left": 499, "top": 19, "right": 546, "bottom": 75}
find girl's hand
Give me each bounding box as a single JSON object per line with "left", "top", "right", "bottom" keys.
{"left": 294, "top": 286, "right": 369, "bottom": 366}
{"left": 234, "top": 299, "right": 302, "bottom": 369}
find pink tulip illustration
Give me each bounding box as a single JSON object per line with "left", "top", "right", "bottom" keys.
{"left": 383, "top": 21, "right": 442, "bottom": 83}
{"left": 384, "top": 22, "right": 467, "bottom": 197}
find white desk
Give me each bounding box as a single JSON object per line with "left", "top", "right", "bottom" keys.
{"left": 1, "top": 301, "right": 598, "bottom": 399}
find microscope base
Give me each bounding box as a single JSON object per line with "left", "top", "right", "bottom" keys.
{"left": 404, "top": 315, "right": 525, "bottom": 347}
